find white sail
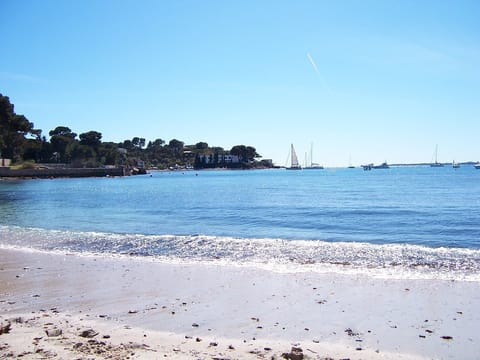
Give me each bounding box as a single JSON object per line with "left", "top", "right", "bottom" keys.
{"left": 291, "top": 144, "right": 299, "bottom": 167}
{"left": 287, "top": 144, "right": 301, "bottom": 170}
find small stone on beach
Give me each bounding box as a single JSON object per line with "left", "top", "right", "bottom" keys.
{"left": 45, "top": 328, "right": 62, "bottom": 337}
{"left": 0, "top": 322, "right": 12, "bottom": 334}
{"left": 282, "top": 346, "right": 304, "bottom": 360}
{"left": 79, "top": 329, "right": 98, "bottom": 338}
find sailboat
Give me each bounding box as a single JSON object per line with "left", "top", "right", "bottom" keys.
{"left": 304, "top": 143, "right": 324, "bottom": 169}
{"left": 286, "top": 144, "right": 302, "bottom": 170}
{"left": 348, "top": 154, "right": 355, "bottom": 168}
{"left": 430, "top": 145, "right": 444, "bottom": 167}
{"left": 452, "top": 160, "right": 460, "bottom": 169}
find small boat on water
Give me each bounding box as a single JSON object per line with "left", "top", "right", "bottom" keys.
{"left": 348, "top": 155, "right": 355, "bottom": 168}
{"left": 303, "top": 143, "right": 324, "bottom": 169}
{"left": 373, "top": 162, "right": 390, "bottom": 169}
{"left": 474, "top": 163, "right": 480, "bottom": 169}
{"left": 362, "top": 161, "right": 389, "bottom": 170}
{"left": 430, "top": 145, "right": 444, "bottom": 167}
{"left": 452, "top": 161, "right": 460, "bottom": 169}
{"left": 304, "top": 163, "right": 324, "bottom": 169}
{"left": 286, "top": 144, "right": 302, "bottom": 170}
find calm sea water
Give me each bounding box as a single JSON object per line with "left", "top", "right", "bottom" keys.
{"left": 1, "top": 167, "right": 480, "bottom": 280}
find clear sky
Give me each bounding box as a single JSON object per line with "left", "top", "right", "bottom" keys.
{"left": 1, "top": 0, "right": 479, "bottom": 166}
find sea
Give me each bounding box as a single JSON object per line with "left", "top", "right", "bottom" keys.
{"left": 1, "top": 166, "right": 480, "bottom": 281}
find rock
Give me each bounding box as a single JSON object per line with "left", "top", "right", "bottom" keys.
{"left": 45, "top": 328, "right": 62, "bottom": 337}
{"left": 344, "top": 328, "right": 359, "bottom": 337}
{"left": 0, "top": 322, "right": 12, "bottom": 335}
{"left": 79, "top": 329, "right": 98, "bottom": 338}
{"left": 282, "top": 346, "right": 304, "bottom": 360}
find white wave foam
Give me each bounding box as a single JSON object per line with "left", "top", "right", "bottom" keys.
{"left": 1, "top": 225, "right": 479, "bottom": 282}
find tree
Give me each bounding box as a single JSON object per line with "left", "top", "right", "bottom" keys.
{"left": 0, "top": 94, "right": 37, "bottom": 161}
{"left": 168, "top": 139, "right": 184, "bottom": 155}
{"left": 132, "top": 137, "right": 146, "bottom": 149}
{"left": 246, "top": 146, "right": 260, "bottom": 161}
{"left": 49, "top": 126, "right": 77, "bottom": 139}
{"left": 49, "top": 126, "right": 78, "bottom": 162}
{"left": 230, "top": 145, "right": 260, "bottom": 163}
{"left": 195, "top": 142, "right": 209, "bottom": 150}
{"left": 79, "top": 131, "right": 102, "bottom": 147}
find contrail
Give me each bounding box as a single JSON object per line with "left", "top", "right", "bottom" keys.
{"left": 307, "top": 52, "right": 320, "bottom": 75}
{"left": 306, "top": 52, "right": 331, "bottom": 93}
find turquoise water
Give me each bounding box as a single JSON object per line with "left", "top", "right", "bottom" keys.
{"left": 1, "top": 167, "right": 480, "bottom": 280}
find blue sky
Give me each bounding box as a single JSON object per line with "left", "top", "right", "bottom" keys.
{"left": 1, "top": 0, "right": 479, "bottom": 166}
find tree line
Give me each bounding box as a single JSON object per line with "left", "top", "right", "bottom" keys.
{"left": 0, "top": 94, "right": 271, "bottom": 170}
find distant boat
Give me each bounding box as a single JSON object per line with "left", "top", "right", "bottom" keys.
{"left": 430, "top": 145, "right": 444, "bottom": 167}
{"left": 286, "top": 144, "right": 302, "bottom": 170}
{"left": 475, "top": 163, "right": 480, "bottom": 169}
{"left": 362, "top": 163, "right": 373, "bottom": 171}
{"left": 373, "top": 162, "right": 390, "bottom": 169}
{"left": 304, "top": 143, "right": 324, "bottom": 169}
{"left": 348, "top": 154, "right": 355, "bottom": 168}
{"left": 452, "top": 161, "right": 460, "bottom": 169}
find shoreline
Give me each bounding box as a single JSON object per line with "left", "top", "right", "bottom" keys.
{"left": 1, "top": 247, "right": 479, "bottom": 359}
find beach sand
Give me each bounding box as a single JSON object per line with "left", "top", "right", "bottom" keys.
{"left": 1, "top": 247, "right": 479, "bottom": 359}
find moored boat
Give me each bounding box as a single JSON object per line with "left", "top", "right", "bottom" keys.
{"left": 373, "top": 162, "right": 390, "bottom": 169}
{"left": 303, "top": 143, "right": 324, "bottom": 169}
{"left": 430, "top": 145, "right": 444, "bottom": 167}
{"left": 286, "top": 144, "right": 302, "bottom": 170}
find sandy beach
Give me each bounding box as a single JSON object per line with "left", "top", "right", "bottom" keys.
{"left": 1, "top": 247, "right": 479, "bottom": 359}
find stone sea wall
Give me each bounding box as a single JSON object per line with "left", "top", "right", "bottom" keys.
{"left": 0, "top": 167, "right": 126, "bottom": 178}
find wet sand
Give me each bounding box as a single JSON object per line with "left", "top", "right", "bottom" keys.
{"left": 1, "top": 247, "right": 479, "bottom": 359}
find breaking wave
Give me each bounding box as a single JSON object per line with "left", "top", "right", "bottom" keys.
{"left": 1, "top": 225, "right": 479, "bottom": 281}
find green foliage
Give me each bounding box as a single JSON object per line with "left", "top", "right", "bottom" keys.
{"left": 0, "top": 93, "right": 271, "bottom": 169}
{"left": 0, "top": 94, "right": 38, "bottom": 162}
{"left": 79, "top": 131, "right": 102, "bottom": 147}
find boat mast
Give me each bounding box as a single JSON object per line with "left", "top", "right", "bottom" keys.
{"left": 310, "top": 143, "right": 313, "bottom": 167}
